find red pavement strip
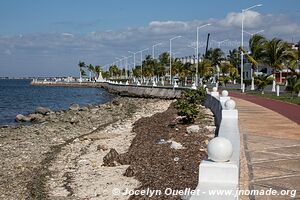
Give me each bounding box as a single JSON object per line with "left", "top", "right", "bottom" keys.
{"left": 229, "top": 92, "right": 300, "bottom": 125}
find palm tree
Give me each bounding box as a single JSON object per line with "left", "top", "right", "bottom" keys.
{"left": 198, "top": 59, "right": 213, "bottom": 79}
{"left": 263, "top": 38, "right": 293, "bottom": 72}
{"left": 206, "top": 48, "right": 224, "bottom": 78}
{"left": 254, "top": 74, "right": 274, "bottom": 94}
{"left": 78, "top": 61, "right": 86, "bottom": 80}
{"left": 87, "top": 64, "right": 94, "bottom": 81}
{"left": 227, "top": 48, "right": 241, "bottom": 69}
{"left": 109, "top": 65, "right": 120, "bottom": 78}
{"left": 94, "top": 65, "right": 102, "bottom": 79}
{"left": 248, "top": 34, "right": 267, "bottom": 75}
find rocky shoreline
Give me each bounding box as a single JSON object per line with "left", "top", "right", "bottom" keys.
{"left": 0, "top": 96, "right": 215, "bottom": 200}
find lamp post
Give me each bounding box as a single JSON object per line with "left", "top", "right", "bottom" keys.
{"left": 152, "top": 42, "right": 162, "bottom": 59}
{"left": 137, "top": 48, "right": 149, "bottom": 81}
{"left": 211, "top": 39, "right": 229, "bottom": 48}
{"left": 196, "top": 23, "right": 211, "bottom": 86}
{"left": 243, "top": 30, "right": 264, "bottom": 36}
{"left": 169, "top": 36, "right": 182, "bottom": 84}
{"left": 122, "top": 56, "right": 132, "bottom": 79}
{"left": 241, "top": 4, "right": 262, "bottom": 91}
{"left": 128, "top": 51, "right": 138, "bottom": 69}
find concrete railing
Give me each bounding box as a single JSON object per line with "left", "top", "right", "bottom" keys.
{"left": 190, "top": 87, "right": 240, "bottom": 200}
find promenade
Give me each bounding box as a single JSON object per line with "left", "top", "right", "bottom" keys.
{"left": 232, "top": 93, "right": 300, "bottom": 199}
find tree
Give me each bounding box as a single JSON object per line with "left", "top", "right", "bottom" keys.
{"left": 94, "top": 65, "right": 102, "bottom": 79}
{"left": 227, "top": 48, "right": 241, "bottom": 69}
{"left": 248, "top": 34, "right": 267, "bottom": 71}
{"left": 198, "top": 59, "right": 213, "bottom": 79}
{"left": 205, "top": 48, "right": 224, "bottom": 77}
{"left": 254, "top": 74, "right": 274, "bottom": 94}
{"left": 78, "top": 61, "right": 86, "bottom": 78}
{"left": 158, "top": 52, "right": 170, "bottom": 67}
{"left": 263, "top": 38, "right": 293, "bottom": 72}
{"left": 109, "top": 65, "right": 120, "bottom": 78}
{"left": 87, "top": 64, "right": 94, "bottom": 81}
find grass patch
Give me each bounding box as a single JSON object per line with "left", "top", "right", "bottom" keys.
{"left": 246, "top": 91, "right": 300, "bottom": 105}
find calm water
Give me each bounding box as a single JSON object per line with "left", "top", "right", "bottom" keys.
{"left": 0, "top": 79, "right": 115, "bottom": 126}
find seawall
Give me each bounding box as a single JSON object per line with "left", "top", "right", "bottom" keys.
{"left": 31, "top": 81, "right": 188, "bottom": 99}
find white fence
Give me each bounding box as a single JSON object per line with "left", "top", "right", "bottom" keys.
{"left": 190, "top": 87, "right": 240, "bottom": 200}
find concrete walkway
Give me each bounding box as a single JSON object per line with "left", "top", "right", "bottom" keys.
{"left": 232, "top": 97, "right": 300, "bottom": 199}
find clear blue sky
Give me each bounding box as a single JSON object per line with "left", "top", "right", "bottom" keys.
{"left": 0, "top": 0, "right": 299, "bottom": 77}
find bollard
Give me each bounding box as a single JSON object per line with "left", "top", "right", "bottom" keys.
{"left": 251, "top": 77, "right": 255, "bottom": 90}
{"left": 208, "top": 137, "right": 233, "bottom": 162}
{"left": 276, "top": 84, "right": 280, "bottom": 96}
{"left": 242, "top": 83, "right": 245, "bottom": 93}
{"left": 211, "top": 87, "right": 219, "bottom": 98}
{"left": 220, "top": 90, "right": 231, "bottom": 109}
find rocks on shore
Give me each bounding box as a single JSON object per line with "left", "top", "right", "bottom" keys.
{"left": 69, "top": 104, "right": 80, "bottom": 111}
{"left": 15, "top": 114, "right": 31, "bottom": 122}
{"left": 186, "top": 125, "right": 200, "bottom": 134}
{"left": 35, "top": 107, "right": 51, "bottom": 115}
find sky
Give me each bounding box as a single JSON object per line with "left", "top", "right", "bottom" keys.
{"left": 0, "top": 0, "right": 300, "bottom": 77}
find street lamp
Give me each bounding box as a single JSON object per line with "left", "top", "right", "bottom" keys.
{"left": 128, "top": 51, "right": 138, "bottom": 69}
{"left": 122, "top": 56, "right": 132, "bottom": 79}
{"left": 196, "top": 23, "right": 211, "bottom": 86}
{"left": 243, "top": 30, "right": 264, "bottom": 36}
{"left": 241, "top": 4, "right": 262, "bottom": 91}
{"left": 137, "top": 48, "right": 149, "bottom": 81}
{"left": 169, "top": 36, "right": 182, "bottom": 84}
{"left": 211, "top": 39, "right": 229, "bottom": 48}
{"left": 152, "top": 42, "right": 162, "bottom": 59}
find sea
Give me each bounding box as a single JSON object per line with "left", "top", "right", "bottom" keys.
{"left": 0, "top": 79, "right": 115, "bottom": 126}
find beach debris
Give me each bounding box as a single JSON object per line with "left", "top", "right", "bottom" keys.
{"left": 102, "top": 148, "right": 122, "bottom": 167}
{"left": 124, "top": 166, "right": 136, "bottom": 177}
{"left": 97, "top": 144, "right": 108, "bottom": 151}
{"left": 69, "top": 104, "right": 80, "bottom": 111}
{"left": 204, "top": 125, "right": 216, "bottom": 133}
{"left": 28, "top": 113, "right": 44, "bottom": 122}
{"left": 186, "top": 125, "right": 200, "bottom": 134}
{"left": 35, "top": 106, "right": 51, "bottom": 115}
{"left": 156, "top": 139, "right": 167, "bottom": 145}
{"left": 15, "top": 114, "right": 31, "bottom": 122}
{"left": 174, "top": 157, "right": 180, "bottom": 162}
{"left": 69, "top": 117, "right": 79, "bottom": 124}
{"left": 170, "top": 141, "right": 185, "bottom": 150}
{"left": 79, "top": 106, "right": 89, "bottom": 111}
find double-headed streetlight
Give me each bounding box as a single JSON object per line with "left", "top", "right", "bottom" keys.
{"left": 169, "top": 36, "right": 182, "bottom": 84}
{"left": 241, "top": 4, "right": 262, "bottom": 91}
{"left": 152, "top": 42, "right": 162, "bottom": 59}
{"left": 211, "top": 39, "right": 229, "bottom": 48}
{"left": 243, "top": 30, "right": 264, "bottom": 36}
{"left": 137, "top": 48, "right": 149, "bottom": 80}
{"left": 122, "top": 56, "right": 132, "bottom": 79}
{"left": 128, "top": 51, "right": 138, "bottom": 70}
{"left": 196, "top": 23, "right": 211, "bottom": 86}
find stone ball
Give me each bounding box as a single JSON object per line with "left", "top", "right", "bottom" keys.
{"left": 207, "top": 137, "right": 233, "bottom": 162}
{"left": 212, "top": 87, "right": 218, "bottom": 92}
{"left": 222, "top": 90, "right": 229, "bottom": 97}
{"left": 225, "top": 99, "right": 236, "bottom": 110}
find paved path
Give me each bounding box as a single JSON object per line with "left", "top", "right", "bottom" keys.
{"left": 231, "top": 95, "right": 300, "bottom": 199}
{"left": 230, "top": 92, "right": 300, "bottom": 125}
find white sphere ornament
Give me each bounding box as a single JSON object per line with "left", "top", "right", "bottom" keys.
{"left": 212, "top": 87, "right": 218, "bottom": 92}
{"left": 222, "top": 90, "right": 229, "bottom": 97}
{"left": 207, "top": 137, "right": 233, "bottom": 162}
{"left": 225, "top": 99, "right": 236, "bottom": 110}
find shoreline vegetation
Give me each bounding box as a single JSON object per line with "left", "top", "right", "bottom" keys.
{"left": 0, "top": 93, "right": 215, "bottom": 199}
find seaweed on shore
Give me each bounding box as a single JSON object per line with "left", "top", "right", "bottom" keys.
{"left": 121, "top": 104, "right": 209, "bottom": 200}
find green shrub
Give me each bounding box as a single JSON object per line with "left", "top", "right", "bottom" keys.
{"left": 175, "top": 87, "right": 206, "bottom": 123}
